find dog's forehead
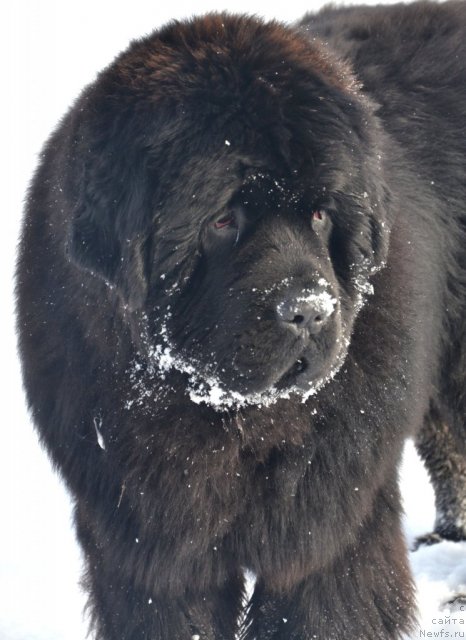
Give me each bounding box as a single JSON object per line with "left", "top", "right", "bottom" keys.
{"left": 156, "top": 139, "right": 350, "bottom": 219}
{"left": 80, "top": 13, "right": 375, "bottom": 233}
{"left": 104, "top": 14, "right": 361, "bottom": 148}
{"left": 83, "top": 15, "right": 370, "bottom": 208}
{"left": 116, "top": 14, "right": 354, "bottom": 97}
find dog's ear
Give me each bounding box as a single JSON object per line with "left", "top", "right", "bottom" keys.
{"left": 366, "top": 115, "right": 398, "bottom": 272}
{"left": 369, "top": 179, "right": 393, "bottom": 270}
{"left": 67, "top": 119, "right": 152, "bottom": 311}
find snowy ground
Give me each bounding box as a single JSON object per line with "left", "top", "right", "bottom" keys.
{"left": 3, "top": 1, "right": 466, "bottom": 639}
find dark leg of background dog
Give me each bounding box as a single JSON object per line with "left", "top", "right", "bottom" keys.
{"left": 415, "top": 403, "right": 466, "bottom": 548}
{"left": 413, "top": 291, "right": 466, "bottom": 550}
{"left": 242, "top": 480, "right": 415, "bottom": 640}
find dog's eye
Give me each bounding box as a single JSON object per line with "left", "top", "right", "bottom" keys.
{"left": 312, "top": 210, "right": 326, "bottom": 223}
{"left": 311, "top": 209, "right": 332, "bottom": 234}
{"left": 214, "top": 215, "right": 235, "bottom": 230}
{"left": 205, "top": 207, "right": 245, "bottom": 252}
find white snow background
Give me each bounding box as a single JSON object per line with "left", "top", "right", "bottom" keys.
{"left": 2, "top": 1, "right": 465, "bottom": 638}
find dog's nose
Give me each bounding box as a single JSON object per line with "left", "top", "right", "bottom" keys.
{"left": 276, "top": 288, "right": 336, "bottom": 334}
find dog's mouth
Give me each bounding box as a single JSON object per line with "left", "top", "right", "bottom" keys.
{"left": 275, "top": 356, "right": 310, "bottom": 390}
{"left": 139, "top": 311, "right": 347, "bottom": 410}
{"left": 138, "top": 334, "right": 346, "bottom": 411}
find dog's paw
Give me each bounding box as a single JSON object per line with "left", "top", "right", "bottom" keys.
{"left": 412, "top": 531, "right": 444, "bottom": 551}
{"left": 443, "top": 594, "right": 466, "bottom": 611}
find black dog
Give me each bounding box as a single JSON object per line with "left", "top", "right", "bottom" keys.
{"left": 16, "top": 2, "right": 466, "bottom": 638}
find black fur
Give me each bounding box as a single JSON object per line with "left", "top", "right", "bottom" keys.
{"left": 16, "top": 3, "right": 466, "bottom": 639}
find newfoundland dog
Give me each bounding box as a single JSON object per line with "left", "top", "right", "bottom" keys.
{"left": 16, "top": 2, "right": 466, "bottom": 639}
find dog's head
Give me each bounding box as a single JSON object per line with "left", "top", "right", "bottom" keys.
{"left": 66, "top": 14, "right": 393, "bottom": 408}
